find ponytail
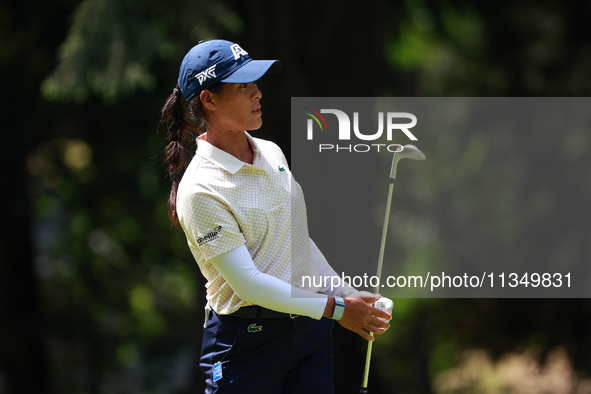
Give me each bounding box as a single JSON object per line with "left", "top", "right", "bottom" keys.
{"left": 161, "top": 83, "right": 223, "bottom": 228}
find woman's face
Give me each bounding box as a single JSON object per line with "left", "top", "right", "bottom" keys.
{"left": 208, "top": 82, "right": 263, "bottom": 133}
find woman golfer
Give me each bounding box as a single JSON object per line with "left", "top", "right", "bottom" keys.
{"left": 161, "top": 39, "right": 391, "bottom": 393}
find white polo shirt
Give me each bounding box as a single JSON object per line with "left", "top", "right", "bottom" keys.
{"left": 177, "top": 132, "right": 323, "bottom": 315}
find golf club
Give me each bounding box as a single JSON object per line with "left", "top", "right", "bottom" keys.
{"left": 360, "top": 144, "right": 426, "bottom": 394}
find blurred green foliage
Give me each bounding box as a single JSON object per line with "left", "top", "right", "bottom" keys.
{"left": 41, "top": 0, "right": 243, "bottom": 103}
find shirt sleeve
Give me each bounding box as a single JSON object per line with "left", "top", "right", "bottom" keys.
{"left": 210, "top": 244, "right": 329, "bottom": 319}
{"left": 178, "top": 191, "right": 246, "bottom": 262}
{"left": 309, "top": 238, "right": 359, "bottom": 297}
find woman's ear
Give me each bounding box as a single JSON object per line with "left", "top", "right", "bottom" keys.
{"left": 200, "top": 90, "right": 215, "bottom": 110}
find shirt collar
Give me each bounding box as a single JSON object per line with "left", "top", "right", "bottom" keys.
{"left": 196, "top": 131, "right": 260, "bottom": 174}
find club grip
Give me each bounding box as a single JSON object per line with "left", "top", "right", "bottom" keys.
{"left": 360, "top": 388, "right": 368, "bottom": 393}
{"left": 375, "top": 297, "right": 394, "bottom": 322}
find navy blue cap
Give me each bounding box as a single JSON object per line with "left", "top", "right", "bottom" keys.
{"left": 178, "top": 40, "right": 282, "bottom": 100}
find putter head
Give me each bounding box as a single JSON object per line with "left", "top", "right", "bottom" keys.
{"left": 390, "top": 144, "right": 426, "bottom": 179}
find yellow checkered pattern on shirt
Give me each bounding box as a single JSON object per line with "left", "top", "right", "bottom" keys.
{"left": 177, "top": 133, "right": 321, "bottom": 315}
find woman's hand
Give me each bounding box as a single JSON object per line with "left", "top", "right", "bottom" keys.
{"left": 337, "top": 296, "right": 392, "bottom": 341}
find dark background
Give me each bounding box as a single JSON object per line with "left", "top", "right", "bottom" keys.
{"left": 2, "top": 1, "right": 591, "bottom": 393}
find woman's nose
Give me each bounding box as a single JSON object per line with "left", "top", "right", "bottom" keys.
{"left": 252, "top": 84, "right": 262, "bottom": 100}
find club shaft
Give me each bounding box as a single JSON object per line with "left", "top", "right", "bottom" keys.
{"left": 360, "top": 177, "right": 396, "bottom": 392}
{"left": 374, "top": 179, "right": 395, "bottom": 293}
{"left": 361, "top": 339, "right": 373, "bottom": 390}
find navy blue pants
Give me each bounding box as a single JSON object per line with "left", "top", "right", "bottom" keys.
{"left": 200, "top": 311, "right": 335, "bottom": 393}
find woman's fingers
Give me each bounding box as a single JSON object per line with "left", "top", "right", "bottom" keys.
{"left": 357, "top": 327, "right": 376, "bottom": 341}
{"left": 361, "top": 297, "right": 392, "bottom": 322}
{"left": 337, "top": 297, "right": 391, "bottom": 340}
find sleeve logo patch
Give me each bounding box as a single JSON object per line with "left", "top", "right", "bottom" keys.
{"left": 196, "top": 225, "right": 222, "bottom": 247}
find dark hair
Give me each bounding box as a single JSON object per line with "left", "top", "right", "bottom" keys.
{"left": 161, "top": 82, "right": 223, "bottom": 228}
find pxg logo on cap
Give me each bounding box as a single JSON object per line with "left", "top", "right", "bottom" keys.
{"left": 178, "top": 39, "right": 281, "bottom": 100}
{"left": 195, "top": 65, "right": 217, "bottom": 85}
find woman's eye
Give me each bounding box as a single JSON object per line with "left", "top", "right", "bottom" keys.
{"left": 239, "top": 83, "right": 247, "bottom": 88}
